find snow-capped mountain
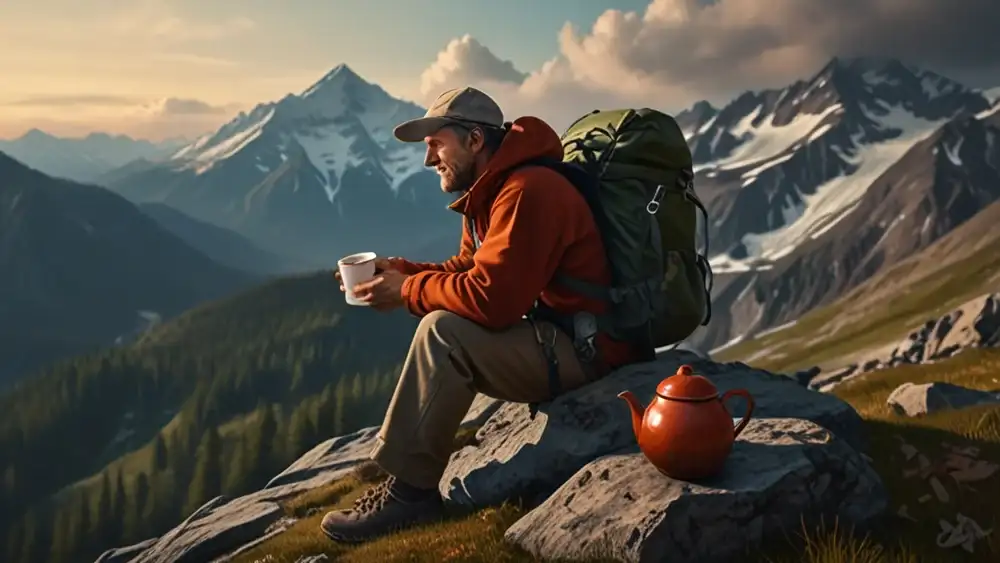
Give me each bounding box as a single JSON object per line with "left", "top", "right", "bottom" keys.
{"left": 0, "top": 130, "right": 182, "bottom": 183}
{"left": 103, "top": 64, "right": 455, "bottom": 264}
{"left": 682, "top": 57, "right": 1000, "bottom": 351}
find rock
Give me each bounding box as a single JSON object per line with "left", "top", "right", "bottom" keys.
{"left": 94, "top": 537, "right": 158, "bottom": 563}
{"left": 887, "top": 382, "right": 1000, "bottom": 417}
{"left": 504, "top": 418, "right": 887, "bottom": 563}
{"left": 440, "top": 351, "right": 866, "bottom": 508}
{"left": 657, "top": 341, "right": 712, "bottom": 360}
{"left": 265, "top": 426, "right": 379, "bottom": 488}
{"left": 815, "top": 292, "right": 1000, "bottom": 392}
{"left": 792, "top": 366, "right": 822, "bottom": 387}
{"left": 97, "top": 428, "right": 379, "bottom": 563}
{"left": 461, "top": 394, "right": 504, "bottom": 430}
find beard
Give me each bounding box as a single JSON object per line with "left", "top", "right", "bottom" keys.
{"left": 440, "top": 157, "right": 478, "bottom": 194}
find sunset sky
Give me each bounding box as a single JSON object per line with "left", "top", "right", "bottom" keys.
{"left": 2, "top": 0, "right": 998, "bottom": 141}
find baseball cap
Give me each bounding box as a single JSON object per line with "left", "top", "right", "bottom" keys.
{"left": 393, "top": 87, "right": 504, "bottom": 142}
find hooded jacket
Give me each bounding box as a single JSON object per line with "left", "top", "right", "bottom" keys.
{"left": 388, "top": 116, "right": 636, "bottom": 371}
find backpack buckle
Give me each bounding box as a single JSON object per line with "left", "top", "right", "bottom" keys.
{"left": 646, "top": 185, "right": 665, "bottom": 214}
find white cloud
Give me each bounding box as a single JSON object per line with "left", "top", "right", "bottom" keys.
{"left": 416, "top": 0, "right": 1000, "bottom": 130}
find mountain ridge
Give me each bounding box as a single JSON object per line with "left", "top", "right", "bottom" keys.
{"left": 102, "top": 64, "right": 456, "bottom": 265}
{"left": 678, "top": 57, "right": 998, "bottom": 350}
{"left": 0, "top": 151, "right": 255, "bottom": 385}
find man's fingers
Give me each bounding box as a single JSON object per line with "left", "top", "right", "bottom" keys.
{"left": 352, "top": 276, "right": 384, "bottom": 295}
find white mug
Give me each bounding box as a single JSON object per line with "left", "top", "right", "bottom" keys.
{"left": 337, "top": 252, "right": 377, "bottom": 306}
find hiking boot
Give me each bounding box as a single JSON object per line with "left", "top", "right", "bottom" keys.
{"left": 320, "top": 475, "right": 445, "bottom": 543}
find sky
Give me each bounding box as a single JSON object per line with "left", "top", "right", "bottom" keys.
{"left": 2, "top": 0, "right": 999, "bottom": 141}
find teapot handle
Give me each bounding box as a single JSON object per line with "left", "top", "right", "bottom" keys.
{"left": 720, "top": 389, "right": 755, "bottom": 438}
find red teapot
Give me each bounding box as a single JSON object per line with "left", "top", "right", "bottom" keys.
{"left": 618, "top": 364, "right": 754, "bottom": 480}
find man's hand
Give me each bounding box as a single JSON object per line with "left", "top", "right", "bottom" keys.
{"left": 335, "top": 257, "right": 394, "bottom": 291}
{"left": 352, "top": 269, "right": 408, "bottom": 311}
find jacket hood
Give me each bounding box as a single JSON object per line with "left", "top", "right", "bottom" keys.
{"left": 450, "top": 116, "right": 564, "bottom": 216}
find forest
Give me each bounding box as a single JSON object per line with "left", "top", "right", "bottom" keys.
{"left": 0, "top": 272, "right": 418, "bottom": 563}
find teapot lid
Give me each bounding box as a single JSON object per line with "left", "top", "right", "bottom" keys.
{"left": 655, "top": 364, "right": 719, "bottom": 401}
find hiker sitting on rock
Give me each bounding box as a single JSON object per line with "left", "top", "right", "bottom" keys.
{"left": 323, "top": 86, "right": 712, "bottom": 544}
{"left": 322, "top": 87, "right": 639, "bottom": 543}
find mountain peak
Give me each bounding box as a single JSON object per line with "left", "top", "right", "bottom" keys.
{"left": 301, "top": 63, "right": 368, "bottom": 98}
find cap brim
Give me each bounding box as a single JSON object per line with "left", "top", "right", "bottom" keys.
{"left": 392, "top": 116, "right": 453, "bottom": 142}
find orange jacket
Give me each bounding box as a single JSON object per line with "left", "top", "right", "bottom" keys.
{"left": 391, "top": 116, "right": 635, "bottom": 370}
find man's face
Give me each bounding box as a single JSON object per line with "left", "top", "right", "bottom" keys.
{"left": 423, "top": 124, "right": 481, "bottom": 194}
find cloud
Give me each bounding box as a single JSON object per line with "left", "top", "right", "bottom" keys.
{"left": 134, "top": 97, "right": 232, "bottom": 117}
{"left": 3, "top": 94, "right": 141, "bottom": 108}
{"left": 418, "top": 0, "right": 1000, "bottom": 129}
{"left": 420, "top": 35, "right": 527, "bottom": 97}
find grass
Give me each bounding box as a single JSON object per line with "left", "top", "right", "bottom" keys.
{"left": 715, "top": 235, "right": 1000, "bottom": 373}
{"left": 765, "top": 348, "right": 1000, "bottom": 562}
{"left": 229, "top": 349, "right": 1000, "bottom": 563}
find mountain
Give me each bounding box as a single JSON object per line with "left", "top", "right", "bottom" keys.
{"left": 0, "top": 271, "right": 418, "bottom": 563}
{"left": 0, "top": 152, "right": 255, "bottom": 386}
{"left": 677, "top": 57, "right": 1000, "bottom": 351}
{"left": 101, "top": 64, "right": 457, "bottom": 265}
{"left": 715, "top": 195, "right": 1000, "bottom": 374}
{"left": 0, "top": 131, "right": 182, "bottom": 183}
{"left": 137, "top": 202, "right": 313, "bottom": 275}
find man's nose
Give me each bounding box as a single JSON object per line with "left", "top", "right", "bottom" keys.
{"left": 424, "top": 146, "right": 438, "bottom": 167}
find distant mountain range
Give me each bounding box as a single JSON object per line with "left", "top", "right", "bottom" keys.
{"left": 6, "top": 57, "right": 998, "bottom": 355}
{"left": 0, "top": 152, "right": 256, "bottom": 386}
{"left": 100, "top": 64, "right": 457, "bottom": 266}
{"left": 0, "top": 130, "right": 183, "bottom": 183}
{"left": 678, "top": 57, "right": 1000, "bottom": 350}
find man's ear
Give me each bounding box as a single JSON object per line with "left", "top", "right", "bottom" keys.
{"left": 469, "top": 128, "right": 486, "bottom": 153}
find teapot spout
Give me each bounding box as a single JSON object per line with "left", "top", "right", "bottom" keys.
{"left": 617, "top": 390, "right": 646, "bottom": 442}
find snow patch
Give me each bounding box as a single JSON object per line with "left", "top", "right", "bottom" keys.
{"left": 731, "top": 104, "right": 948, "bottom": 262}
{"left": 706, "top": 103, "right": 844, "bottom": 172}
{"left": 754, "top": 319, "right": 799, "bottom": 339}
{"left": 294, "top": 126, "right": 364, "bottom": 202}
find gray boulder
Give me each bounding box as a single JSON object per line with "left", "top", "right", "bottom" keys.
{"left": 439, "top": 351, "right": 865, "bottom": 508}
{"left": 887, "top": 381, "right": 1000, "bottom": 417}
{"left": 505, "top": 418, "right": 887, "bottom": 563}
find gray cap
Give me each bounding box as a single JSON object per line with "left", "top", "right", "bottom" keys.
{"left": 393, "top": 87, "right": 503, "bottom": 142}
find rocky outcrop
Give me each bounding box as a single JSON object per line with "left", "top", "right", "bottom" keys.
{"left": 440, "top": 353, "right": 866, "bottom": 508}
{"left": 809, "top": 292, "right": 1000, "bottom": 392}
{"left": 505, "top": 419, "right": 886, "bottom": 563}
{"left": 97, "top": 351, "right": 884, "bottom": 562}
{"left": 96, "top": 399, "right": 500, "bottom": 563}
{"left": 887, "top": 382, "right": 1000, "bottom": 417}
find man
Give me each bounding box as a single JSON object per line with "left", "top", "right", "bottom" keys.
{"left": 320, "top": 87, "right": 636, "bottom": 543}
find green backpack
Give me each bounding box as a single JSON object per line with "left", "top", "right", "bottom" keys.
{"left": 469, "top": 108, "right": 714, "bottom": 365}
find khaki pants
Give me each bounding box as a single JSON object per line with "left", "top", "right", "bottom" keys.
{"left": 370, "top": 310, "right": 595, "bottom": 489}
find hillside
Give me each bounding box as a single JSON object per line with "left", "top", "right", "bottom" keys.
{"left": 0, "top": 152, "right": 254, "bottom": 386}
{"left": 0, "top": 269, "right": 420, "bottom": 563}
{"left": 137, "top": 202, "right": 314, "bottom": 275}
{"left": 715, "top": 196, "right": 1000, "bottom": 372}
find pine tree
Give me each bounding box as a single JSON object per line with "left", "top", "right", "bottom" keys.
{"left": 124, "top": 472, "right": 150, "bottom": 541}
{"left": 184, "top": 426, "right": 222, "bottom": 517}
{"left": 286, "top": 406, "right": 315, "bottom": 460}
{"left": 152, "top": 433, "right": 168, "bottom": 471}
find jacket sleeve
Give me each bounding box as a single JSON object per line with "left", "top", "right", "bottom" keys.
{"left": 400, "top": 171, "right": 570, "bottom": 329}
{"left": 387, "top": 221, "right": 475, "bottom": 275}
